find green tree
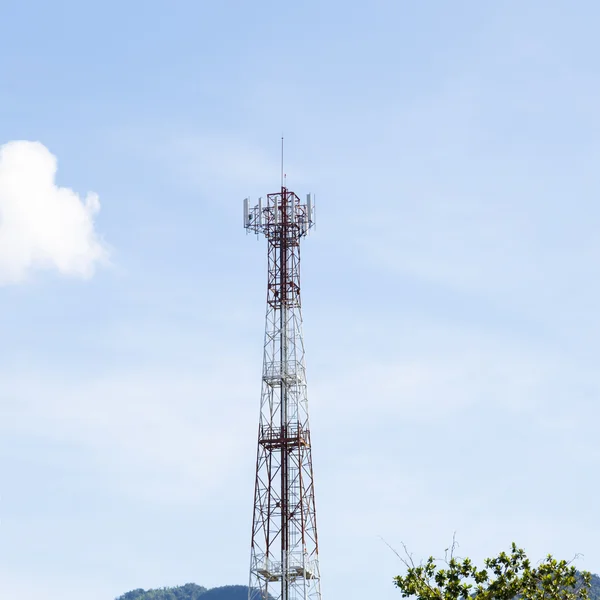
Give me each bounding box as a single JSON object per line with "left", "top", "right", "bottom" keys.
{"left": 394, "top": 542, "right": 591, "bottom": 600}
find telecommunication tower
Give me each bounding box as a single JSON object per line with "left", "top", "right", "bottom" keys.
{"left": 243, "top": 176, "right": 321, "bottom": 600}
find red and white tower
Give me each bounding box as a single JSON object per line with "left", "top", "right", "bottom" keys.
{"left": 243, "top": 183, "right": 321, "bottom": 600}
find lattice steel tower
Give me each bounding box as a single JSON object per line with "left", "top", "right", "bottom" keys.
{"left": 243, "top": 181, "right": 321, "bottom": 600}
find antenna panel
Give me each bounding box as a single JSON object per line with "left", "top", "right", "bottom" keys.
{"left": 244, "top": 198, "right": 250, "bottom": 227}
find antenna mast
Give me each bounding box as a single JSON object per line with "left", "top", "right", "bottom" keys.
{"left": 243, "top": 168, "right": 320, "bottom": 600}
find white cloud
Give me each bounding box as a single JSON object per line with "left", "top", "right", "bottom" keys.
{"left": 0, "top": 140, "right": 108, "bottom": 284}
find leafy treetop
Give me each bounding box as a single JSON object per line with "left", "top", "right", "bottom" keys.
{"left": 394, "top": 543, "right": 591, "bottom": 600}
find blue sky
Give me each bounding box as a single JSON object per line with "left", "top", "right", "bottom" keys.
{"left": 1, "top": 1, "right": 600, "bottom": 599}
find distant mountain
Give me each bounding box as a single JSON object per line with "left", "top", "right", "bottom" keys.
{"left": 115, "top": 584, "right": 250, "bottom": 600}
{"left": 202, "top": 587, "right": 250, "bottom": 600}
{"left": 116, "top": 583, "right": 207, "bottom": 600}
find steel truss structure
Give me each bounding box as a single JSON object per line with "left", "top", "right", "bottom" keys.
{"left": 244, "top": 187, "right": 321, "bottom": 600}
